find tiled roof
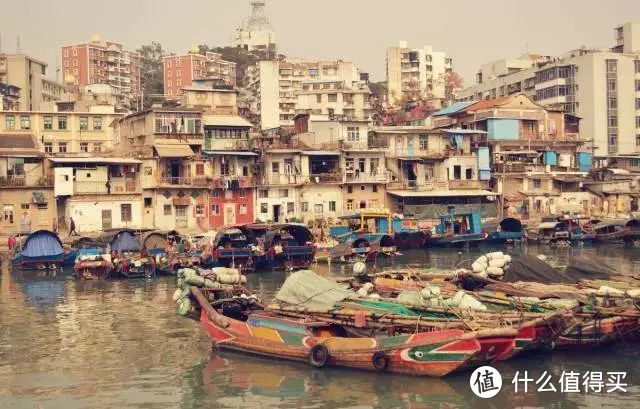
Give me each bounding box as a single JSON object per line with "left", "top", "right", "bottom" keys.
{"left": 0, "top": 133, "right": 43, "bottom": 157}
{"left": 465, "top": 96, "right": 513, "bottom": 112}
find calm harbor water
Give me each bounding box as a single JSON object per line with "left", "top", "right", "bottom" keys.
{"left": 2, "top": 244, "right": 640, "bottom": 409}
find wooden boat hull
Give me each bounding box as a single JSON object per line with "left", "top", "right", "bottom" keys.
{"left": 198, "top": 308, "right": 509, "bottom": 377}
{"left": 73, "top": 260, "right": 114, "bottom": 280}
{"left": 556, "top": 316, "right": 640, "bottom": 349}
{"left": 427, "top": 233, "right": 485, "bottom": 247}
{"left": 259, "top": 246, "right": 315, "bottom": 270}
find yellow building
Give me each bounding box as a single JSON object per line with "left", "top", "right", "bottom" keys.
{"left": 0, "top": 109, "right": 122, "bottom": 155}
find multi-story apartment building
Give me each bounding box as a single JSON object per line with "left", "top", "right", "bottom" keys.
{"left": 51, "top": 157, "right": 143, "bottom": 233}
{"left": 243, "top": 59, "right": 362, "bottom": 130}
{"left": 372, "top": 124, "right": 493, "bottom": 219}
{"left": 295, "top": 79, "right": 373, "bottom": 120}
{"left": 0, "top": 53, "right": 70, "bottom": 111}
{"left": 386, "top": 41, "right": 453, "bottom": 106}
{"left": 233, "top": 1, "right": 277, "bottom": 55}
{"left": 163, "top": 51, "right": 237, "bottom": 99}
{"left": 0, "top": 83, "right": 20, "bottom": 111}
{"left": 458, "top": 22, "right": 640, "bottom": 157}
{"left": 0, "top": 133, "right": 55, "bottom": 234}
{"left": 0, "top": 107, "right": 122, "bottom": 155}
{"left": 61, "top": 36, "right": 141, "bottom": 108}
{"left": 434, "top": 94, "right": 592, "bottom": 218}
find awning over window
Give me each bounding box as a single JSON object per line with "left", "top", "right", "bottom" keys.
{"left": 32, "top": 191, "right": 46, "bottom": 204}
{"left": 172, "top": 197, "right": 190, "bottom": 206}
{"left": 154, "top": 144, "right": 194, "bottom": 158}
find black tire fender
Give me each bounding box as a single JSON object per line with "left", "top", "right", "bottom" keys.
{"left": 309, "top": 344, "right": 330, "bottom": 368}
{"left": 372, "top": 351, "right": 389, "bottom": 371}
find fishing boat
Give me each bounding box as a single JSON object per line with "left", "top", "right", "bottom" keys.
{"left": 73, "top": 246, "right": 113, "bottom": 280}
{"left": 324, "top": 210, "right": 397, "bottom": 262}
{"left": 179, "top": 270, "right": 519, "bottom": 377}
{"left": 427, "top": 206, "right": 485, "bottom": 247}
{"left": 206, "top": 226, "right": 258, "bottom": 272}
{"left": 12, "top": 230, "right": 64, "bottom": 270}
{"left": 484, "top": 217, "right": 524, "bottom": 244}
{"left": 593, "top": 218, "right": 640, "bottom": 243}
{"left": 528, "top": 216, "right": 570, "bottom": 244}
{"left": 142, "top": 230, "right": 200, "bottom": 274}
{"left": 391, "top": 217, "right": 432, "bottom": 250}
{"left": 260, "top": 224, "right": 315, "bottom": 270}
{"left": 104, "top": 229, "right": 155, "bottom": 278}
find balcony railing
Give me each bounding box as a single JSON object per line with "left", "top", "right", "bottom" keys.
{"left": 449, "top": 180, "right": 489, "bottom": 190}
{"left": 262, "top": 173, "right": 303, "bottom": 185}
{"left": 344, "top": 172, "right": 390, "bottom": 184}
{"left": 307, "top": 172, "right": 343, "bottom": 184}
{"left": 0, "top": 175, "right": 53, "bottom": 187}
{"left": 212, "top": 176, "right": 256, "bottom": 188}
{"left": 387, "top": 180, "right": 449, "bottom": 191}
{"left": 159, "top": 176, "right": 193, "bottom": 186}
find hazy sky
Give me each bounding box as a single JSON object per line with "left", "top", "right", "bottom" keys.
{"left": 1, "top": 0, "right": 639, "bottom": 86}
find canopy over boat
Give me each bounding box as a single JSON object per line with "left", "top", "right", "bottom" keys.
{"left": 504, "top": 255, "right": 612, "bottom": 284}
{"left": 104, "top": 229, "right": 141, "bottom": 252}
{"left": 276, "top": 270, "right": 355, "bottom": 310}
{"left": 141, "top": 230, "right": 182, "bottom": 251}
{"left": 22, "top": 230, "right": 63, "bottom": 257}
{"left": 264, "top": 223, "right": 313, "bottom": 247}
{"left": 499, "top": 217, "right": 523, "bottom": 233}
{"left": 213, "top": 226, "right": 256, "bottom": 248}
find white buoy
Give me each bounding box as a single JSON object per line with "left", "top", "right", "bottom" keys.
{"left": 353, "top": 261, "right": 367, "bottom": 274}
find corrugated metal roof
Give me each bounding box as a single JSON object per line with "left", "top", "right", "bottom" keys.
{"left": 432, "top": 101, "right": 476, "bottom": 116}
{"left": 202, "top": 115, "right": 253, "bottom": 127}
{"left": 441, "top": 128, "right": 488, "bottom": 134}
{"left": 203, "top": 151, "right": 258, "bottom": 156}
{"left": 301, "top": 150, "right": 341, "bottom": 156}
{"left": 387, "top": 189, "right": 496, "bottom": 198}
{"left": 0, "top": 133, "right": 43, "bottom": 157}
{"left": 153, "top": 144, "right": 194, "bottom": 158}
{"left": 48, "top": 157, "right": 143, "bottom": 164}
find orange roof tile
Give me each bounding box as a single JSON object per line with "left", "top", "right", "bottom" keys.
{"left": 465, "top": 96, "right": 513, "bottom": 112}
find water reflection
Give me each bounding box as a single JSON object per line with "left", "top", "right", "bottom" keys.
{"left": 1, "top": 243, "right": 640, "bottom": 409}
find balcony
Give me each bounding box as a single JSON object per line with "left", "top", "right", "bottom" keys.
{"left": 449, "top": 180, "right": 489, "bottom": 190}
{"left": 344, "top": 172, "right": 390, "bottom": 184}
{"left": 307, "top": 172, "right": 343, "bottom": 184}
{"left": 0, "top": 175, "right": 54, "bottom": 188}
{"left": 159, "top": 176, "right": 194, "bottom": 186}
{"left": 263, "top": 173, "right": 302, "bottom": 185}
{"left": 212, "top": 176, "right": 256, "bottom": 188}
{"left": 387, "top": 180, "right": 448, "bottom": 191}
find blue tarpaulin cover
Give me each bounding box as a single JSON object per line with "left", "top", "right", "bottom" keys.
{"left": 22, "top": 230, "right": 63, "bottom": 257}
{"left": 111, "top": 231, "right": 141, "bottom": 252}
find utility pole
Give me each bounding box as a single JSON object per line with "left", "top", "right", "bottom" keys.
{"left": 16, "top": 36, "right": 21, "bottom": 53}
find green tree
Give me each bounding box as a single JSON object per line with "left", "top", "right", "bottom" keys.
{"left": 137, "top": 42, "right": 165, "bottom": 109}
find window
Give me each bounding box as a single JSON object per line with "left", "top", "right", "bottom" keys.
{"left": 316, "top": 94, "right": 322, "bottom": 103}
{"left": 144, "top": 167, "right": 152, "bottom": 176}
{"left": 44, "top": 143, "right": 53, "bottom": 153}
{"left": 20, "top": 115, "right": 30, "bottom": 130}
{"left": 636, "top": 134, "right": 640, "bottom": 146}
{"left": 532, "top": 179, "right": 541, "bottom": 189}
{"left": 360, "top": 185, "right": 365, "bottom": 191}
{"left": 347, "top": 185, "right": 353, "bottom": 194}
{"left": 79, "top": 116, "right": 88, "bottom": 131}
{"left": 637, "top": 98, "right": 640, "bottom": 110}
{"left": 260, "top": 203, "right": 268, "bottom": 214}
{"left": 372, "top": 185, "right": 378, "bottom": 193}
{"left": 287, "top": 202, "right": 294, "bottom": 214}
{"left": 636, "top": 79, "right": 640, "bottom": 92}
{"left": 211, "top": 204, "right": 220, "bottom": 215}
{"left": 608, "top": 116, "right": 618, "bottom": 127}
{"left": 609, "top": 98, "right": 617, "bottom": 109}
{"left": 370, "top": 158, "right": 379, "bottom": 173}
{"left": 606, "top": 59, "right": 617, "bottom": 73}
{"left": 211, "top": 190, "right": 220, "bottom": 198}
{"left": 239, "top": 204, "right": 248, "bottom": 215}
{"left": 5, "top": 114, "right": 15, "bottom": 129}
{"left": 635, "top": 60, "right": 640, "bottom": 73}
{"left": 93, "top": 116, "right": 102, "bottom": 130}
{"left": 93, "top": 143, "right": 102, "bottom": 152}
{"left": 301, "top": 202, "right": 309, "bottom": 212}
{"left": 465, "top": 168, "right": 473, "bottom": 179}
{"left": 329, "top": 201, "right": 336, "bottom": 212}
{"left": 258, "top": 189, "right": 268, "bottom": 198}
{"left": 425, "top": 165, "right": 434, "bottom": 181}
{"left": 370, "top": 199, "right": 379, "bottom": 208}
{"left": 121, "top": 204, "right": 132, "bottom": 222}
{"left": 314, "top": 204, "right": 323, "bottom": 214}
{"left": 419, "top": 135, "right": 428, "bottom": 150}
{"left": 328, "top": 94, "right": 337, "bottom": 102}
{"left": 347, "top": 126, "right": 360, "bottom": 142}
{"left": 279, "top": 189, "right": 288, "bottom": 198}
{"left": 144, "top": 198, "right": 152, "bottom": 208}
{"left": 607, "top": 80, "right": 617, "bottom": 92}
{"left": 21, "top": 203, "right": 29, "bottom": 210}
{"left": 195, "top": 163, "right": 205, "bottom": 175}
{"left": 195, "top": 204, "right": 205, "bottom": 217}
{"left": 271, "top": 162, "right": 280, "bottom": 173}
{"left": 609, "top": 132, "right": 618, "bottom": 147}
{"left": 80, "top": 142, "right": 88, "bottom": 153}
{"left": 44, "top": 116, "right": 53, "bottom": 130}
{"left": 636, "top": 117, "right": 640, "bottom": 128}
{"left": 346, "top": 199, "right": 354, "bottom": 210}
{"left": 163, "top": 204, "right": 172, "bottom": 215}
{"left": 58, "top": 142, "right": 67, "bottom": 153}
{"left": 58, "top": 116, "right": 67, "bottom": 130}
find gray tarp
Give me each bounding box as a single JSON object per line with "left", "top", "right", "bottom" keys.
{"left": 275, "top": 270, "right": 355, "bottom": 311}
